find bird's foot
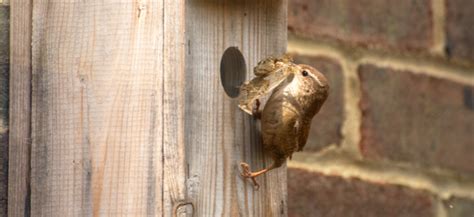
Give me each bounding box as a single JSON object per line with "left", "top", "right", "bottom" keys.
{"left": 240, "top": 162, "right": 260, "bottom": 190}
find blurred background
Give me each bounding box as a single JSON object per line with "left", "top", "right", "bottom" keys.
{"left": 0, "top": 0, "right": 473, "bottom": 216}
{"left": 0, "top": 2, "right": 8, "bottom": 216}
{"left": 286, "top": 0, "right": 474, "bottom": 217}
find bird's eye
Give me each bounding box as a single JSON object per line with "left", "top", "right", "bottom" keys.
{"left": 302, "top": 70, "right": 309, "bottom": 77}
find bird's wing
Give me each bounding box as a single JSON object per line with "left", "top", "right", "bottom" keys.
{"left": 238, "top": 64, "right": 296, "bottom": 115}
{"left": 253, "top": 54, "right": 293, "bottom": 76}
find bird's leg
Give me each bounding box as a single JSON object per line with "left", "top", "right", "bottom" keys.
{"left": 240, "top": 163, "right": 260, "bottom": 188}
{"left": 240, "top": 161, "right": 279, "bottom": 190}
{"left": 252, "top": 99, "right": 261, "bottom": 120}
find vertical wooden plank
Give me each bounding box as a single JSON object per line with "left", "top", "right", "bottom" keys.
{"left": 8, "top": 0, "right": 32, "bottom": 216}
{"left": 163, "top": 0, "right": 187, "bottom": 215}
{"left": 0, "top": 4, "right": 9, "bottom": 216}
{"left": 29, "top": 1, "right": 186, "bottom": 216}
{"left": 185, "top": 0, "right": 288, "bottom": 216}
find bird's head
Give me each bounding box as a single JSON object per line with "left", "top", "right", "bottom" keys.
{"left": 291, "top": 64, "right": 329, "bottom": 117}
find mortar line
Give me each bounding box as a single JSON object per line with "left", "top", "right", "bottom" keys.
{"left": 288, "top": 150, "right": 474, "bottom": 200}
{"left": 288, "top": 36, "right": 474, "bottom": 85}
{"left": 431, "top": 0, "right": 446, "bottom": 56}
{"left": 436, "top": 198, "right": 448, "bottom": 217}
{"left": 339, "top": 59, "right": 362, "bottom": 157}
{"left": 0, "top": 120, "right": 6, "bottom": 134}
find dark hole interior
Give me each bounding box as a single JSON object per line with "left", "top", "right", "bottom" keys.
{"left": 220, "top": 47, "right": 247, "bottom": 98}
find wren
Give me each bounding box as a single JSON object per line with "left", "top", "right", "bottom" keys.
{"left": 238, "top": 55, "right": 329, "bottom": 189}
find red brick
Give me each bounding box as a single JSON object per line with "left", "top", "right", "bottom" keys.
{"left": 443, "top": 197, "right": 474, "bottom": 217}
{"left": 293, "top": 55, "right": 344, "bottom": 152}
{"left": 288, "top": 168, "right": 434, "bottom": 217}
{"left": 0, "top": 64, "right": 6, "bottom": 217}
{"left": 0, "top": 6, "right": 8, "bottom": 65}
{"left": 0, "top": 6, "right": 8, "bottom": 216}
{"left": 359, "top": 64, "right": 474, "bottom": 174}
{"left": 446, "top": 0, "right": 474, "bottom": 62}
{"left": 0, "top": 64, "right": 7, "bottom": 126}
{"left": 0, "top": 132, "right": 7, "bottom": 217}
{"left": 288, "top": 0, "right": 433, "bottom": 52}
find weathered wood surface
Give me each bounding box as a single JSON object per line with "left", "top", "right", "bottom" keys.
{"left": 29, "top": 1, "right": 185, "bottom": 216}
{"left": 0, "top": 4, "right": 9, "bottom": 216}
{"left": 185, "top": 1, "right": 288, "bottom": 216}
{"left": 9, "top": 0, "right": 288, "bottom": 216}
{"left": 8, "top": 0, "right": 32, "bottom": 216}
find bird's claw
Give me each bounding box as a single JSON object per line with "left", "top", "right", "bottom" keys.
{"left": 240, "top": 162, "right": 260, "bottom": 190}
{"left": 240, "top": 162, "right": 250, "bottom": 176}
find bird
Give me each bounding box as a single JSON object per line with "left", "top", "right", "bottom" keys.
{"left": 238, "top": 55, "right": 329, "bottom": 189}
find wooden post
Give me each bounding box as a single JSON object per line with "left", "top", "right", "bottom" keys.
{"left": 9, "top": 0, "right": 287, "bottom": 216}
{"left": 185, "top": 1, "right": 287, "bottom": 216}
{"left": 9, "top": 0, "right": 32, "bottom": 216}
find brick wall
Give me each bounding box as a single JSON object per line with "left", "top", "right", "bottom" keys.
{"left": 0, "top": 1, "right": 472, "bottom": 216}
{"left": 287, "top": 0, "right": 474, "bottom": 216}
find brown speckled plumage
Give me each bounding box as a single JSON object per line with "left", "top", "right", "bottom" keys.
{"left": 239, "top": 56, "right": 329, "bottom": 189}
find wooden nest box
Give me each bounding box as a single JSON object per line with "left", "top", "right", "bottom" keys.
{"left": 9, "top": 0, "right": 287, "bottom": 216}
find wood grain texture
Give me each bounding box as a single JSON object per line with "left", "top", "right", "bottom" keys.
{"left": 8, "top": 0, "right": 32, "bottom": 216}
{"left": 30, "top": 1, "right": 185, "bottom": 216}
{"left": 185, "top": 1, "right": 288, "bottom": 216}
{"left": 13, "top": 0, "right": 287, "bottom": 216}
